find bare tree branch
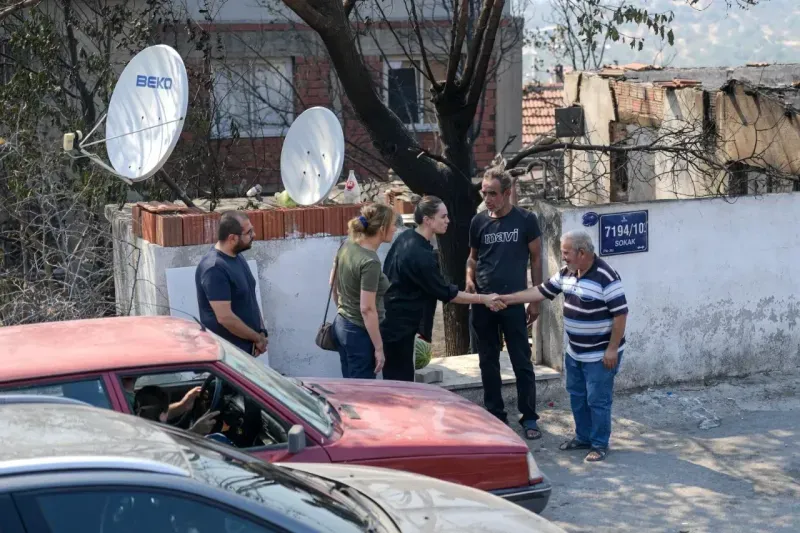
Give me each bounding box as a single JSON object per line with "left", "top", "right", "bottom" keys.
{"left": 413, "top": 145, "right": 472, "bottom": 182}
{"left": 280, "top": 0, "right": 331, "bottom": 31}
{"left": 0, "top": 0, "right": 41, "bottom": 22}
{"left": 466, "top": 0, "right": 505, "bottom": 108}
{"left": 461, "top": 0, "right": 495, "bottom": 85}
{"left": 404, "top": 0, "right": 439, "bottom": 89}
{"left": 372, "top": 1, "right": 434, "bottom": 83}
{"left": 445, "top": 0, "right": 469, "bottom": 88}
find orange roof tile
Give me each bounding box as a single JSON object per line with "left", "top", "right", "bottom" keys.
{"left": 521, "top": 83, "right": 564, "bottom": 145}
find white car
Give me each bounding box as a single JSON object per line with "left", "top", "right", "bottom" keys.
{"left": 0, "top": 395, "right": 565, "bottom": 533}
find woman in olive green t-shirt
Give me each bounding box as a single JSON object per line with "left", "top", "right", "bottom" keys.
{"left": 330, "top": 203, "right": 396, "bottom": 379}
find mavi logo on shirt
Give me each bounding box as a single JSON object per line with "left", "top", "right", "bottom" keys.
{"left": 483, "top": 228, "right": 519, "bottom": 244}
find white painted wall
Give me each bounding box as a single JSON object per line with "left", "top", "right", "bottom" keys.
{"left": 535, "top": 192, "right": 800, "bottom": 390}
{"left": 165, "top": 261, "right": 264, "bottom": 322}
{"left": 111, "top": 217, "right": 402, "bottom": 379}
{"left": 653, "top": 88, "right": 713, "bottom": 199}
{"left": 625, "top": 125, "right": 656, "bottom": 202}
{"left": 563, "top": 72, "right": 615, "bottom": 205}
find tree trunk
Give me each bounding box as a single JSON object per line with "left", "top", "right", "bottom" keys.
{"left": 280, "top": 0, "right": 487, "bottom": 355}
{"left": 435, "top": 102, "right": 481, "bottom": 356}
{"left": 438, "top": 201, "right": 474, "bottom": 356}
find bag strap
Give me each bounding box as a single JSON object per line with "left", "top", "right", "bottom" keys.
{"left": 323, "top": 240, "right": 346, "bottom": 324}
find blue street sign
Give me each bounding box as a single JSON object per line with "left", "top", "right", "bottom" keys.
{"left": 599, "top": 210, "right": 648, "bottom": 256}
{"left": 582, "top": 211, "right": 599, "bottom": 227}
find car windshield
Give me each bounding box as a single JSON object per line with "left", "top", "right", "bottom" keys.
{"left": 160, "top": 427, "right": 379, "bottom": 533}
{"left": 214, "top": 334, "right": 333, "bottom": 437}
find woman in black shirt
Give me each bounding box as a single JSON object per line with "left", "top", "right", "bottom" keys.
{"left": 380, "top": 196, "right": 503, "bottom": 381}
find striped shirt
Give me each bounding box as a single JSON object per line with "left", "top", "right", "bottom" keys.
{"left": 537, "top": 256, "right": 628, "bottom": 363}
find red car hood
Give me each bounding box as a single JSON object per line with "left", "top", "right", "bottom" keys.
{"left": 302, "top": 378, "right": 528, "bottom": 461}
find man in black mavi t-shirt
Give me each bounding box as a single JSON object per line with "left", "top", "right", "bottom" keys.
{"left": 466, "top": 167, "right": 543, "bottom": 440}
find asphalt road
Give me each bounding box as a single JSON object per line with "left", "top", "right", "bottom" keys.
{"left": 509, "top": 371, "right": 800, "bottom": 532}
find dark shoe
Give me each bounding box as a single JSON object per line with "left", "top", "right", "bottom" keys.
{"left": 522, "top": 420, "right": 543, "bottom": 440}
{"left": 585, "top": 447, "right": 608, "bottom": 462}
{"left": 559, "top": 438, "right": 591, "bottom": 451}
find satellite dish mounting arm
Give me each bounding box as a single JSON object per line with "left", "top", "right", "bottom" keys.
{"left": 63, "top": 118, "right": 196, "bottom": 208}
{"left": 63, "top": 115, "right": 134, "bottom": 185}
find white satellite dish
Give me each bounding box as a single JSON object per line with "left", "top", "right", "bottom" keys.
{"left": 63, "top": 44, "right": 189, "bottom": 184}
{"left": 280, "top": 106, "right": 345, "bottom": 205}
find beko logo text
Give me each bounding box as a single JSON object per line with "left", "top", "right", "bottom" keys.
{"left": 136, "top": 75, "right": 173, "bottom": 89}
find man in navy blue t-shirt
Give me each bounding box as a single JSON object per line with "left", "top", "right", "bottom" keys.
{"left": 195, "top": 211, "right": 267, "bottom": 356}
{"left": 466, "top": 167, "right": 543, "bottom": 440}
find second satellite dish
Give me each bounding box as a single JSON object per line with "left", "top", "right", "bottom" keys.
{"left": 280, "top": 107, "right": 345, "bottom": 205}
{"left": 64, "top": 44, "right": 188, "bottom": 183}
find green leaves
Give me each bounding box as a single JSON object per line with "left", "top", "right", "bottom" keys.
{"left": 537, "top": 0, "right": 686, "bottom": 69}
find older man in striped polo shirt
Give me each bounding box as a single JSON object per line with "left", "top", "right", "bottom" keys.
{"left": 495, "top": 229, "right": 628, "bottom": 462}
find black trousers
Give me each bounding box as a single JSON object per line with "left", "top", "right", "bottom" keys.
{"left": 471, "top": 303, "right": 539, "bottom": 425}
{"left": 382, "top": 333, "right": 417, "bottom": 382}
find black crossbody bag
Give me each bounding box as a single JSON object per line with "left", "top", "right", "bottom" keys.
{"left": 315, "top": 241, "right": 345, "bottom": 351}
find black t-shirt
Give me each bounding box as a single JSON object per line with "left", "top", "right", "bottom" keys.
{"left": 469, "top": 206, "right": 542, "bottom": 294}
{"left": 195, "top": 248, "right": 264, "bottom": 353}
{"left": 381, "top": 230, "right": 459, "bottom": 343}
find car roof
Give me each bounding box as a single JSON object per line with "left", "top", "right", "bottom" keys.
{"left": 0, "top": 402, "right": 194, "bottom": 477}
{"left": 0, "top": 316, "right": 221, "bottom": 383}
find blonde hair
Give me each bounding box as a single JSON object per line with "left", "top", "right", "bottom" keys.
{"left": 347, "top": 203, "right": 395, "bottom": 241}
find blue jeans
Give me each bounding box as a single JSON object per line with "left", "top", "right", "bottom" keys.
{"left": 333, "top": 314, "right": 376, "bottom": 379}
{"left": 565, "top": 353, "right": 622, "bottom": 450}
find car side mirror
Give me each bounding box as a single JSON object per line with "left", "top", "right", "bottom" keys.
{"left": 287, "top": 425, "right": 306, "bottom": 454}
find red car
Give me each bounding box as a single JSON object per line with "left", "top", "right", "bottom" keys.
{"left": 0, "top": 315, "right": 551, "bottom": 513}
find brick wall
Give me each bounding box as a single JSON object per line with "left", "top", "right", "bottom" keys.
{"left": 132, "top": 201, "right": 368, "bottom": 247}
{"left": 611, "top": 80, "right": 664, "bottom": 126}
{"left": 173, "top": 40, "right": 500, "bottom": 193}
{"left": 295, "top": 56, "right": 333, "bottom": 109}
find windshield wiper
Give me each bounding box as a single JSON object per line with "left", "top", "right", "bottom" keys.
{"left": 331, "top": 482, "right": 399, "bottom": 533}
{"left": 301, "top": 382, "right": 342, "bottom": 426}
{"left": 288, "top": 469, "right": 391, "bottom": 533}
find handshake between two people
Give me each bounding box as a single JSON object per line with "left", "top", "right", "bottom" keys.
{"left": 478, "top": 293, "right": 511, "bottom": 313}
{"left": 465, "top": 279, "right": 540, "bottom": 323}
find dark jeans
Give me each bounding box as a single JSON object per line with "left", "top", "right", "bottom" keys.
{"left": 383, "top": 333, "right": 416, "bottom": 382}
{"left": 333, "top": 314, "right": 376, "bottom": 379}
{"left": 471, "top": 303, "right": 538, "bottom": 425}
{"left": 565, "top": 353, "right": 621, "bottom": 450}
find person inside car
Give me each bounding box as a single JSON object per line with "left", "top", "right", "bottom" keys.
{"left": 133, "top": 385, "right": 220, "bottom": 438}
{"left": 122, "top": 376, "right": 202, "bottom": 422}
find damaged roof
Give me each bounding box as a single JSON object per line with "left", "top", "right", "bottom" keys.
{"left": 598, "top": 63, "right": 663, "bottom": 77}
{"left": 720, "top": 78, "right": 800, "bottom": 113}
{"left": 609, "top": 63, "right": 800, "bottom": 91}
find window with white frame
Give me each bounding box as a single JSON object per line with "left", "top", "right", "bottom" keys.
{"left": 383, "top": 59, "right": 446, "bottom": 129}
{"left": 212, "top": 59, "right": 294, "bottom": 139}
